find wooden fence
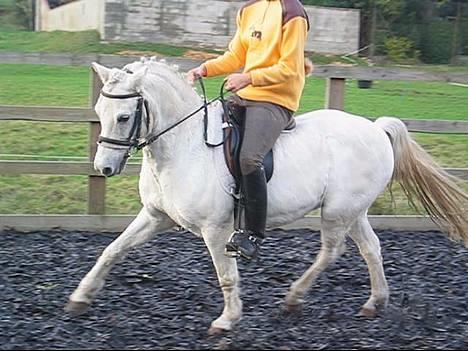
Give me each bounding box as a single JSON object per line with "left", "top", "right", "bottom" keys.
{"left": 0, "top": 53, "right": 467, "bottom": 232}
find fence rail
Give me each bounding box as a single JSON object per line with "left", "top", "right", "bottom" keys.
{"left": 0, "top": 106, "right": 96, "bottom": 122}
{"left": 0, "top": 161, "right": 466, "bottom": 181}
{"left": 0, "top": 53, "right": 467, "bottom": 232}
{"left": 2, "top": 107, "right": 468, "bottom": 133}
{"left": 0, "top": 215, "right": 444, "bottom": 233}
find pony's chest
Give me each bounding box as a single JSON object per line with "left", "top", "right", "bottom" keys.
{"left": 137, "top": 161, "right": 224, "bottom": 233}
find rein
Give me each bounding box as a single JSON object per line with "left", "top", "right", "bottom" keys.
{"left": 97, "top": 78, "right": 227, "bottom": 153}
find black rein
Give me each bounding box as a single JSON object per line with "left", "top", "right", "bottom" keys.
{"left": 97, "top": 78, "right": 226, "bottom": 153}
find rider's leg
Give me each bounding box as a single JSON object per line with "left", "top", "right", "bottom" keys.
{"left": 225, "top": 99, "right": 293, "bottom": 260}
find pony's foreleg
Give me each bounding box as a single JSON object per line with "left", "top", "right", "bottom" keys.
{"left": 284, "top": 219, "right": 346, "bottom": 312}
{"left": 202, "top": 228, "right": 242, "bottom": 335}
{"left": 65, "top": 207, "right": 175, "bottom": 315}
{"left": 348, "top": 215, "right": 389, "bottom": 317}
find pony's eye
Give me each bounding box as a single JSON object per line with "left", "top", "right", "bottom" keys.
{"left": 117, "top": 114, "right": 131, "bottom": 123}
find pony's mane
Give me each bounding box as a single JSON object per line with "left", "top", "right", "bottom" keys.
{"left": 107, "top": 69, "right": 129, "bottom": 85}
{"left": 124, "top": 56, "right": 182, "bottom": 78}
{"left": 122, "top": 56, "right": 200, "bottom": 100}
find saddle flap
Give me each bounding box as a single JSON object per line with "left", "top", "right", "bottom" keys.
{"left": 221, "top": 99, "right": 274, "bottom": 187}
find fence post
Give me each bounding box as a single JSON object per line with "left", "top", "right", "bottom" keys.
{"left": 325, "top": 77, "right": 346, "bottom": 110}
{"left": 88, "top": 69, "right": 106, "bottom": 215}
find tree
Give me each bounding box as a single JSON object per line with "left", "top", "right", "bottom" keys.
{"left": 14, "top": 0, "right": 33, "bottom": 30}
{"left": 301, "top": 0, "right": 468, "bottom": 62}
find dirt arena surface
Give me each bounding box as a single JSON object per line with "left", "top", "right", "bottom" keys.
{"left": 1, "top": 228, "right": 466, "bottom": 350}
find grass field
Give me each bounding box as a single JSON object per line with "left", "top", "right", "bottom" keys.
{"left": 0, "top": 29, "right": 374, "bottom": 66}
{"left": 0, "top": 63, "right": 467, "bottom": 215}
{"left": 0, "top": 30, "right": 192, "bottom": 57}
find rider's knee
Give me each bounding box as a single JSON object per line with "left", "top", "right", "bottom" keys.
{"left": 239, "top": 155, "right": 261, "bottom": 175}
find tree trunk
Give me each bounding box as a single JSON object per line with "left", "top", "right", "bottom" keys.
{"left": 450, "top": 1, "right": 463, "bottom": 64}
{"left": 369, "top": 1, "right": 378, "bottom": 58}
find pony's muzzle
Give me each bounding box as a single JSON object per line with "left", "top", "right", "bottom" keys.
{"left": 102, "top": 167, "right": 114, "bottom": 177}
{"left": 94, "top": 145, "right": 128, "bottom": 177}
{"left": 94, "top": 162, "right": 118, "bottom": 177}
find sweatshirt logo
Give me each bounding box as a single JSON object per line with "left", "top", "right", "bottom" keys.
{"left": 251, "top": 30, "right": 262, "bottom": 40}
{"left": 249, "top": 24, "right": 262, "bottom": 40}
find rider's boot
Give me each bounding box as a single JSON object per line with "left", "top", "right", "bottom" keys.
{"left": 225, "top": 167, "right": 267, "bottom": 260}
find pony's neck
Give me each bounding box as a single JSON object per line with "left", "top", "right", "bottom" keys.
{"left": 142, "top": 72, "right": 206, "bottom": 169}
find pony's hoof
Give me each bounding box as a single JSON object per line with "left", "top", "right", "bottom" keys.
{"left": 207, "top": 326, "right": 228, "bottom": 336}
{"left": 64, "top": 300, "right": 90, "bottom": 317}
{"left": 359, "top": 307, "right": 378, "bottom": 318}
{"left": 283, "top": 303, "right": 303, "bottom": 315}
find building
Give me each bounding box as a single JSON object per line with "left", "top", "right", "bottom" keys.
{"left": 35, "top": 0, "right": 360, "bottom": 55}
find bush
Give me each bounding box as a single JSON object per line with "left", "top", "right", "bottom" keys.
{"left": 14, "top": 0, "right": 33, "bottom": 30}
{"left": 384, "top": 36, "right": 415, "bottom": 63}
{"left": 419, "top": 21, "right": 453, "bottom": 64}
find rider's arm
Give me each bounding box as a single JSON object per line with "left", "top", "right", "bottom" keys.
{"left": 203, "top": 13, "right": 246, "bottom": 77}
{"left": 249, "top": 17, "right": 308, "bottom": 86}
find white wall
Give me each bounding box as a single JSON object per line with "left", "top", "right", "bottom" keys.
{"left": 36, "top": 0, "right": 361, "bottom": 55}
{"left": 103, "top": 0, "right": 360, "bottom": 55}
{"left": 306, "top": 6, "right": 360, "bottom": 54}
{"left": 36, "top": 0, "right": 105, "bottom": 34}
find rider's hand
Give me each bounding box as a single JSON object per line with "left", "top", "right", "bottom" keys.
{"left": 225, "top": 73, "right": 252, "bottom": 92}
{"left": 187, "top": 65, "right": 207, "bottom": 84}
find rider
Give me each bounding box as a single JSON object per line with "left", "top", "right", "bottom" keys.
{"left": 187, "top": 0, "right": 311, "bottom": 260}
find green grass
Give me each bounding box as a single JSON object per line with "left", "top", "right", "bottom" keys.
{"left": 0, "top": 63, "right": 467, "bottom": 215}
{"left": 0, "top": 28, "right": 373, "bottom": 65}
{"left": 0, "top": 30, "right": 192, "bottom": 56}
{"left": 296, "top": 79, "right": 468, "bottom": 119}
{"left": 0, "top": 28, "right": 372, "bottom": 67}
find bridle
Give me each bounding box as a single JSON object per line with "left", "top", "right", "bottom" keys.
{"left": 98, "top": 90, "right": 149, "bottom": 149}
{"left": 97, "top": 78, "right": 227, "bottom": 155}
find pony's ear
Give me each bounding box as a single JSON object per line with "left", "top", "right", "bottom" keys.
{"left": 91, "top": 62, "right": 112, "bottom": 83}
{"left": 129, "top": 66, "right": 148, "bottom": 90}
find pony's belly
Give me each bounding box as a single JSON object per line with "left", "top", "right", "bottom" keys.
{"left": 265, "top": 130, "right": 328, "bottom": 228}
{"left": 266, "top": 184, "right": 324, "bottom": 228}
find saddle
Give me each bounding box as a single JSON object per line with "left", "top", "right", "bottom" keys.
{"left": 220, "top": 98, "right": 296, "bottom": 194}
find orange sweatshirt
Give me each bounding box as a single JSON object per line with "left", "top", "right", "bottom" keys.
{"left": 204, "top": 0, "right": 309, "bottom": 112}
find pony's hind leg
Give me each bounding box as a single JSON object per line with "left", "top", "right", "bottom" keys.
{"left": 65, "top": 207, "right": 175, "bottom": 316}
{"left": 284, "top": 219, "right": 347, "bottom": 312}
{"left": 348, "top": 213, "right": 389, "bottom": 317}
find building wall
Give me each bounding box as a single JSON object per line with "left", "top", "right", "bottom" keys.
{"left": 36, "top": 0, "right": 360, "bottom": 55}
{"left": 104, "top": 0, "right": 360, "bottom": 55}
{"left": 36, "top": 0, "right": 105, "bottom": 33}
{"left": 103, "top": 0, "right": 236, "bottom": 49}
{"left": 306, "top": 6, "right": 360, "bottom": 54}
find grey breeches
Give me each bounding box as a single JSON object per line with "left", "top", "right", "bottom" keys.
{"left": 229, "top": 95, "right": 293, "bottom": 175}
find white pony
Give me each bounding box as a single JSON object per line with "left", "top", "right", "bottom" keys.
{"left": 66, "top": 58, "right": 468, "bottom": 334}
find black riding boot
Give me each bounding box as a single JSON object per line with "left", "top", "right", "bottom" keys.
{"left": 225, "top": 167, "right": 267, "bottom": 260}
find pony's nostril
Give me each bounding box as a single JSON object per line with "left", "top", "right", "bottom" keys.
{"left": 102, "top": 167, "right": 113, "bottom": 177}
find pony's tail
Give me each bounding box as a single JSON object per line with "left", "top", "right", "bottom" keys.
{"left": 375, "top": 117, "right": 468, "bottom": 246}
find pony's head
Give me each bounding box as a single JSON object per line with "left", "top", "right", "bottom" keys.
{"left": 91, "top": 59, "right": 201, "bottom": 177}
{"left": 91, "top": 62, "right": 150, "bottom": 177}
